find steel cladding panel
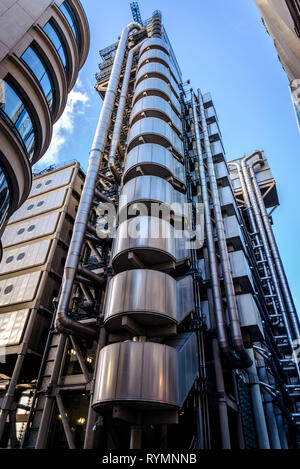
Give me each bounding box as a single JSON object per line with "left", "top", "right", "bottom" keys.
{"left": 9, "top": 189, "right": 68, "bottom": 223}
{"left": 116, "top": 342, "right": 143, "bottom": 399}
{"left": 2, "top": 212, "right": 60, "bottom": 248}
{"left": 119, "top": 176, "right": 184, "bottom": 217}
{"left": 138, "top": 49, "right": 180, "bottom": 83}
{"left": 131, "top": 96, "right": 182, "bottom": 133}
{"left": 0, "top": 309, "right": 29, "bottom": 346}
{"left": 140, "top": 38, "right": 171, "bottom": 57}
{"left": 128, "top": 118, "right": 184, "bottom": 157}
{"left": 134, "top": 78, "right": 181, "bottom": 114}
{"left": 124, "top": 144, "right": 185, "bottom": 185}
{"left": 0, "top": 239, "right": 51, "bottom": 274}
{"left": 29, "top": 167, "right": 74, "bottom": 198}
{"left": 136, "top": 62, "right": 180, "bottom": 97}
{"left": 0, "top": 271, "right": 41, "bottom": 306}
{"left": 104, "top": 270, "right": 178, "bottom": 322}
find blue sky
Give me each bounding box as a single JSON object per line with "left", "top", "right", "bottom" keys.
{"left": 38, "top": 0, "right": 300, "bottom": 309}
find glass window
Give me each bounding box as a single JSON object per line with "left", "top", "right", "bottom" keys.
{"left": 0, "top": 80, "right": 36, "bottom": 161}
{"left": 27, "top": 204, "right": 34, "bottom": 211}
{"left": 0, "top": 167, "right": 11, "bottom": 229}
{"left": 37, "top": 201, "right": 44, "bottom": 207}
{"left": 17, "top": 228, "right": 25, "bottom": 235}
{"left": 17, "top": 253, "right": 25, "bottom": 261}
{"left": 59, "top": 1, "right": 80, "bottom": 51}
{"left": 28, "top": 225, "right": 35, "bottom": 232}
{"left": 6, "top": 256, "right": 14, "bottom": 264}
{"left": 4, "top": 285, "right": 13, "bottom": 295}
{"left": 43, "top": 21, "right": 68, "bottom": 74}
{"left": 21, "top": 46, "right": 54, "bottom": 111}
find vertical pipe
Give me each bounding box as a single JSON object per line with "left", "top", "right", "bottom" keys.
{"left": 55, "top": 22, "right": 141, "bottom": 337}
{"left": 246, "top": 348, "right": 270, "bottom": 449}
{"left": 250, "top": 159, "right": 300, "bottom": 341}
{"left": 197, "top": 90, "right": 251, "bottom": 369}
{"left": 130, "top": 425, "right": 142, "bottom": 449}
{"left": 84, "top": 327, "right": 107, "bottom": 449}
{"left": 254, "top": 349, "right": 281, "bottom": 448}
{"left": 241, "top": 154, "right": 300, "bottom": 380}
{"left": 108, "top": 40, "right": 146, "bottom": 182}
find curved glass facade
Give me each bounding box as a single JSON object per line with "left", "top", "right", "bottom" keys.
{"left": 0, "top": 79, "right": 35, "bottom": 160}
{"left": 59, "top": 1, "right": 80, "bottom": 51}
{"left": 21, "top": 46, "right": 54, "bottom": 112}
{"left": 0, "top": 167, "right": 11, "bottom": 230}
{"left": 43, "top": 21, "right": 68, "bottom": 75}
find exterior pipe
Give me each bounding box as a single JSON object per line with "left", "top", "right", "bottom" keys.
{"left": 240, "top": 152, "right": 300, "bottom": 380}
{"left": 108, "top": 40, "right": 146, "bottom": 182}
{"left": 54, "top": 22, "right": 141, "bottom": 338}
{"left": 254, "top": 347, "right": 282, "bottom": 448}
{"left": 228, "top": 161, "right": 279, "bottom": 326}
{"left": 197, "top": 89, "right": 252, "bottom": 369}
{"left": 246, "top": 349, "right": 271, "bottom": 449}
{"left": 191, "top": 93, "right": 238, "bottom": 371}
{"left": 249, "top": 156, "right": 300, "bottom": 341}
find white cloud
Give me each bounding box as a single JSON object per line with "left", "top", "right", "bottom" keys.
{"left": 36, "top": 84, "right": 89, "bottom": 168}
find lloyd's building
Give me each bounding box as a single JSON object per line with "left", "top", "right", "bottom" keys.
{"left": 0, "top": 3, "right": 299, "bottom": 450}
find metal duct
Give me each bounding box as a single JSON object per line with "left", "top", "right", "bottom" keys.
{"left": 197, "top": 90, "right": 252, "bottom": 369}
{"left": 54, "top": 22, "right": 142, "bottom": 337}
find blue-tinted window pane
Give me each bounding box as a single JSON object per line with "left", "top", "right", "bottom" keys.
{"left": 59, "top": 1, "right": 80, "bottom": 50}
{"left": 21, "top": 46, "right": 54, "bottom": 111}
{"left": 43, "top": 22, "right": 68, "bottom": 73}
{"left": 0, "top": 167, "right": 11, "bottom": 229}
{"left": 0, "top": 80, "right": 36, "bottom": 161}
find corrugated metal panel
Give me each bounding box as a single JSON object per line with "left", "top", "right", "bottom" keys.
{"left": 0, "top": 272, "right": 41, "bottom": 306}
{"left": 0, "top": 240, "right": 51, "bottom": 275}
{"left": 0, "top": 309, "right": 29, "bottom": 347}
{"left": 8, "top": 189, "right": 68, "bottom": 223}
{"left": 2, "top": 212, "right": 60, "bottom": 248}
{"left": 29, "top": 167, "right": 74, "bottom": 198}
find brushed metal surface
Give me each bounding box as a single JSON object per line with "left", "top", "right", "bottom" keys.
{"left": 123, "top": 143, "right": 185, "bottom": 190}
{"left": 119, "top": 175, "right": 185, "bottom": 223}
{"left": 136, "top": 62, "right": 180, "bottom": 98}
{"left": 139, "top": 38, "right": 170, "bottom": 58}
{"left": 0, "top": 271, "right": 42, "bottom": 306}
{"left": 104, "top": 269, "right": 194, "bottom": 330}
{"left": 138, "top": 49, "right": 180, "bottom": 83}
{"left": 0, "top": 239, "right": 51, "bottom": 275}
{"left": 92, "top": 333, "right": 198, "bottom": 411}
{"left": 133, "top": 78, "right": 181, "bottom": 114}
{"left": 128, "top": 117, "right": 184, "bottom": 160}
{"left": 112, "top": 216, "right": 190, "bottom": 273}
{"left": 130, "top": 95, "right": 182, "bottom": 135}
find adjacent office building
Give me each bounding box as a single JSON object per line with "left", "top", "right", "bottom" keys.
{"left": 0, "top": 161, "right": 85, "bottom": 446}
{"left": 0, "top": 0, "right": 89, "bottom": 255}
{"left": 254, "top": 0, "right": 300, "bottom": 129}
